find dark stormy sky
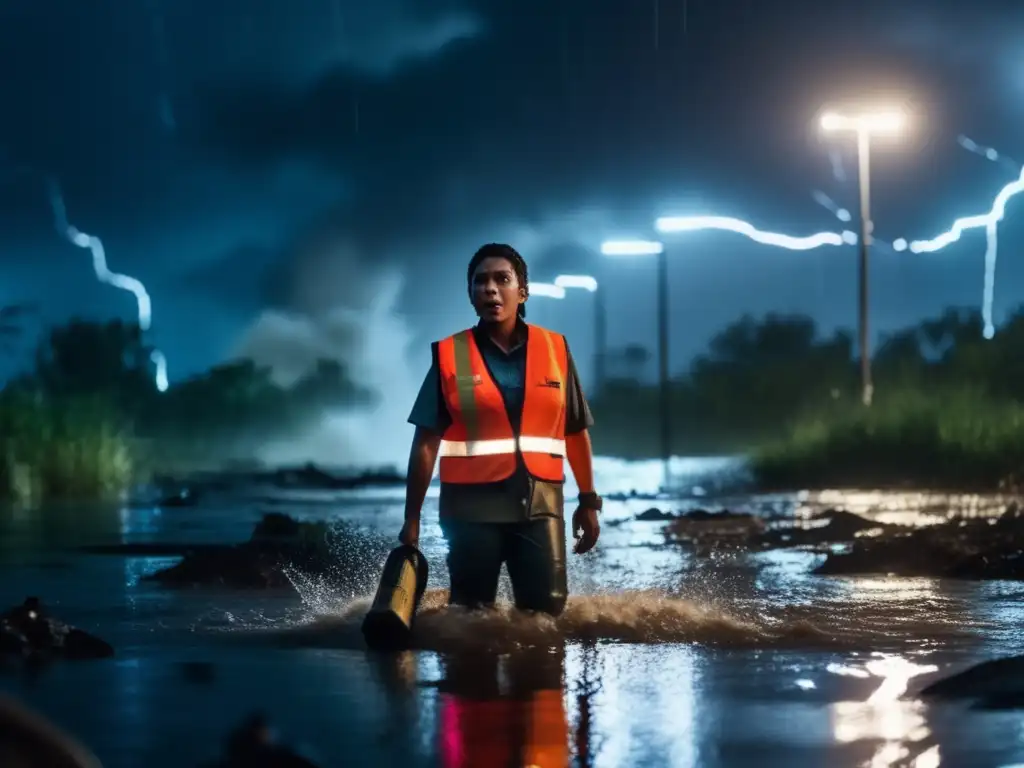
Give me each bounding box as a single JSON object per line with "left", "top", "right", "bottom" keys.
{"left": 2, "top": 0, "right": 1024, "bottom": 400}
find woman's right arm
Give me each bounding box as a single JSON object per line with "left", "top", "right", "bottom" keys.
{"left": 401, "top": 344, "right": 450, "bottom": 546}
{"left": 403, "top": 427, "right": 441, "bottom": 528}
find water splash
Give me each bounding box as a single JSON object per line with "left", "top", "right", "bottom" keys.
{"left": 264, "top": 590, "right": 835, "bottom": 654}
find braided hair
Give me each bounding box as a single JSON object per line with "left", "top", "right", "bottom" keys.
{"left": 466, "top": 243, "right": 529, "bottom": 318}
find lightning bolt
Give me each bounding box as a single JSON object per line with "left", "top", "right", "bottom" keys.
{"left": 940, "top": 135, "right": 1020, "bottom": 340}
{"left": 46, "top": 179, "right": 169, "bottom": 391}
{"left": 654, "top": 215, "right": 858, "bottom": 249}
{"left": 648, "top": 195, "right": 1024, "bottom": 342}
{"left": 892, "top": 145, "right": 1024, "bottom": 339}
{"left": 571, "top": 132, "right": 1024, "bottom": 347}
{"left": 810, "top": 190, "right": 903, "bottom": 254}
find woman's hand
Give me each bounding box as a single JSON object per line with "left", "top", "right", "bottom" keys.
{"left": 399, "top": 519, "right": 420, "bottom": 548}
{"left": 572, "top": 506, "right": 600, "bottom": 554}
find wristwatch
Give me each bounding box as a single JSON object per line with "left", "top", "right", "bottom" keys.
{"left": 578, "top": 491, "right": 603, "bottom": 512}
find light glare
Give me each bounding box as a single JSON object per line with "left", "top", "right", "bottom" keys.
{"left": 530, "top": 282, "right": 567, "bottom": 299}
{"left": 820, "top": 110, "right": 906, "bottom": 135}
{"left": 600, "top": 240, "right": 664, "bottom": 257}
{"left": 554, "top": 274, "right": 599, "bottom": 292}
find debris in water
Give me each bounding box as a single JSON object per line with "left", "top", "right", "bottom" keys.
{"left": 0, "top": 597, "right": 113, "bottom": 662}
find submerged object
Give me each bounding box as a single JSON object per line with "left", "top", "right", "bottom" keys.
{"left": 362, "top": 544, "right": 429, "bottom": 651}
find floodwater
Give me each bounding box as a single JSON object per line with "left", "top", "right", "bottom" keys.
{"left": 2, "top": 456, "right": 1024, "bottom": 767}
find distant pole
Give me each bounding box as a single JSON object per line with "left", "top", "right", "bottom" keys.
{"left": 820, "top": 108, "right": 907, "bottom": 404}
{"left": 657, "top": 245, "right": 671, "bottom": 488}
{"left": 593, "top": 286, "right": 607, "bottom": 395}
{"left": 856, "top": 128, "right": 873, "bottom": 407}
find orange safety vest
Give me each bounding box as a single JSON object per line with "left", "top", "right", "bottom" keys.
{"left": 437, "top": 324, "right": 568, "bottom": 484}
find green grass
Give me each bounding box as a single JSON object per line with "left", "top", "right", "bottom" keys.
{"left": 0, "top": 392, "right": 136, "bottom": 506}
{"left": 750, "top": 387, "right": 1024, "bottom": 491}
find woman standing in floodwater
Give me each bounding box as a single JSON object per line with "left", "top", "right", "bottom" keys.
{"left": 399, "top": 242, "right": 601, "bottom": 615}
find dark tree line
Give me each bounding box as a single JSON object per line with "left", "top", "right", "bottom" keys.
{"left": 593, "top": 306, "right": 1024, "bottom": 456}
{"left": 5, "top": 304, "right": 1022, "bottom": 463}
{"left": 0, "top": 314, "right": 372, "bottom": 464}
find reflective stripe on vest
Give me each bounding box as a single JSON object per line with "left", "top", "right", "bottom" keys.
{"left": 438, "top": 436, "right": 566, "bottom": 458}
{"left": 437, "top": 324, "right": 568, "bottom": 484}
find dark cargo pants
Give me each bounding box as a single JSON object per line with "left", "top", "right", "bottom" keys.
{"left": 440, "top": 516, "right": 568, "bottom": 616}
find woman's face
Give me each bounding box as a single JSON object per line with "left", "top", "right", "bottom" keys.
{"left": 470, "top": 256, "right": 525, "bottom": 323}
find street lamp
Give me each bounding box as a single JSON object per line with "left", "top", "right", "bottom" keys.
{"left": 531, "top": 277, "right": 607, "bottom": 394}
{"left": 599, "top": 239, "right": 671, "bottom": 487}
{"left": 553, "top": 274, "right": 606, "bottom": 394}
{"left": 529, "top": 282, "right": 567, "bottom": 299}
{"left": 820, "top": 107, "right": 907, "bottom": 406}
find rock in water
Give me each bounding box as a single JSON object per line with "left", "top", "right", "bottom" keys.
{"left": 0, "top": 598, "right": 113, "bottom": 661}
{"left": 815, "top": 508, "right": 1024, "bottom": 580}
{"left": 145, "top": 513, "right": 387, "bottom": 593}
{"left": 920, "top": 655, "right": 1024, "bottom": 708}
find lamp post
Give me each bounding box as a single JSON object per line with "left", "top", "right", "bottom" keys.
{"left": 553, "top": 274, "right": 605, "bottom": 394}
{"left": 819, "top": 108, "right": 907, "bottom": 406}
{"left": 599, "top": 239, "right": 671, "bottom": 488}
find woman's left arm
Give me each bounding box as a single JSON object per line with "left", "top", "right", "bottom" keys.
{"left": 563, "top": 341, "right": 597, "bottom": 491}
{"left": 564, "top": 342, "right": 601, "bottom": 552}
{"left": 566, "top": 430, "right": 595, "bottom": 493}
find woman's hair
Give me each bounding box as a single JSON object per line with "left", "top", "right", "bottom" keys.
{"left": 466, "top": 243, "right": 529, "bottom": 318}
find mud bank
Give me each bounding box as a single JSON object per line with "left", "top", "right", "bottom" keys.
{"left": 80, "top": 513, "right": 388, "bottom": 593}
{"left": 656, "top": 504, "right": 1024, "bottom": 580}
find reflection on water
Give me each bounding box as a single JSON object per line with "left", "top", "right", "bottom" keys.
{"left": 435, "top": 648, "right": 569, "bottom": 767}
{"left": 830, "top": 654, "right": 940, "bottom": 768}
{"left": 2, "top": 457, "right": 1024, "bottom": 765}
{"left": 793, "top": 489, "right": 1019, "bottom": 526}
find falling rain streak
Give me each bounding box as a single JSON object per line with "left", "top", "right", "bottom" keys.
{"left": 144, "top": 0, "right": 175, "bottom": 133}
{"left": 653, "top": 0, "right": 692, "bottom": 48}
{"left": 654, "top": 0, "right": 659, "bottom": 50}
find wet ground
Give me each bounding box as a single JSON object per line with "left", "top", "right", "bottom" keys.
{"left": 2, "top": 456, "right": 1024, "bottom": 767}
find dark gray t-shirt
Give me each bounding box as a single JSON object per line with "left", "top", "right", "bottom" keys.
{"left": 407, "top": 323, "right": 594, "bottom": 522}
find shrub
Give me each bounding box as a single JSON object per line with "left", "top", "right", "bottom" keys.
{"left": 0, "top": 391, "right": 135, "bottom": 506}
{"left": 750, "top": 387, "right": 1024, "bottom": 491}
